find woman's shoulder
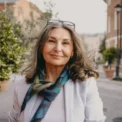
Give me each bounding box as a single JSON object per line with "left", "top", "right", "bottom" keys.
{"left": 14, "top": 75, "right": 30, "bottom": 91}
{"left": 13, "top": 75, "right": 31, "bottom": 106}
{"left": 76, "top": 76, "right": 97, "bottom": 86}
{"left": 14, "top": 75, "right": 26, "bottom": 85}
{"left": 75, "top": 77, "right": 98, "bottom": 93}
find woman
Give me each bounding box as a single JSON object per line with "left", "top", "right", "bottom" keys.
{"left": 8, "top": 20, "right": 106, "bottom": 122}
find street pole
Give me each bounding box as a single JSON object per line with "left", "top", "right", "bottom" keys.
{"left": 114, "top": 4, "right": 122, "bottom": 79}
{"left": 115, "top": 11, "right": 120, "bottom": 78}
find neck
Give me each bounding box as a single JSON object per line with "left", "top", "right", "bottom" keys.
{"left": 44, "top": 64, "right": 66, "bottom": 82}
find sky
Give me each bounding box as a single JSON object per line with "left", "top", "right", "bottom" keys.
{"left": 29, "top": 0, "right": 107, "bottom": 34}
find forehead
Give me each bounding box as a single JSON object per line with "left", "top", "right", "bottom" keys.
{"left": 48, "top": 27, "right": 72, "bottom": 39}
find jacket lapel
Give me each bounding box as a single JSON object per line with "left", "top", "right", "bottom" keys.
{"left": 24, "top": 94, "right": 39, "bottom": 122}
{"left": 64, "top": 80, "right": 74, "bottom": 122}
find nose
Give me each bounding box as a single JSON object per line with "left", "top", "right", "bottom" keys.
{"left": 54, "top": 43, "right": 62, "bottom": 52}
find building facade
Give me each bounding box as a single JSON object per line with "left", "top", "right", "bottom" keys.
{"left": 104, "top": 0, "right": 122, "bottom": 48}
{"left": 0, "top": 0, "right": 19, "bottom": 11}
{"left": 82, "top": 34, "right": 105, "bottom": 62}
{"left": 0, "top": 0, "right": 44, "bottom": 38}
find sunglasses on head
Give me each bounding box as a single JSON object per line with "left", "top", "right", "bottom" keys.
{"left": 46, "top": 19, "right": 75, "bottom": 30}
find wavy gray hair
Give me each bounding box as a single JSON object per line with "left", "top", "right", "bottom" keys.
{"left": 22, "top": 22, "right": 98, "bottom": 83}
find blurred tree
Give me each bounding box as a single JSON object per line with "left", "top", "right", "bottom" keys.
{"left": 43, "top": 0, "right": 59, "bottom": 20}
{"left": 0, "top": 11, "right": 25, "bottom": 81}
{"left": 102, "top": 47, "right": 117, "bottom": 69}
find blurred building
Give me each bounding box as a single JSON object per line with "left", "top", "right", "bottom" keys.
{"left": 0, "top": 0, "right": 45, "bottom": 40}
{"left": 82, "top": 34, "right": 105, "bottom": 62}
{"left": 104, "top": 0, "right": 122, "bottom": 48}
{"left": 0, "top": 0, "right": 19, "bottom": 11}
{"left": 11, "top": 0, "right": 44, "bottom": 39}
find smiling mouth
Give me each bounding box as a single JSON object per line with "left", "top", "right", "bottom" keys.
{"left": 51, "top": 55, "right": 62, "bottom": 58}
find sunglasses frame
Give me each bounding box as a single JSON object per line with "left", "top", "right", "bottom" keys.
{"left": 46, "top": 19, "right": 75, "bottom": 30}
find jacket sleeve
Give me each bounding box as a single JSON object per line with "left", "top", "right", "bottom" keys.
{"left": 8, "top": 82, "right": 20, "bottom": 122}
{"left": 84, "top": 77, "right": 106, "bottom": 122}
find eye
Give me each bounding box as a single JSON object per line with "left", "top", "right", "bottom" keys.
{"left": 63, "top": 41, "right": 70, "bottom": 45}
{"left": 48, "top": 39, "right": 55, "bottom": 43}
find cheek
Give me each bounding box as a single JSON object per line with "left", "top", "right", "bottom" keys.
{"left": 67, "top": 47, "right": 74, "bottom": 57}
{"left": 64, "top": 50, "right": 73, "bottom": 60}
{"left": 42, "top": 47, "right": 46, "bottom": 55}
{"left": 42, "top": 44, "right": 49, "bottom": 55}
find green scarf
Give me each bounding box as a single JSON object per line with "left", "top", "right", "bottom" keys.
{"left": 21, "top": 68, "right": 69, "bottom": 122}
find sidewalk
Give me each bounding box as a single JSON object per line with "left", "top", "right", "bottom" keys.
{"left": 97, "top": 65, "right": 122, "bottom": 122}
{"left": 97, "top": 64, "right": 107, "bottom": 79}
{"left": 97, "top": 64, "right": 122, "bottom": 81}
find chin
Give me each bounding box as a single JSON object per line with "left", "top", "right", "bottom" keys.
{"left": 49, "top": 61, "right": 67, "bottom": 67}
{"left": 51, "top": 63, "right": 66, "bottom": 67}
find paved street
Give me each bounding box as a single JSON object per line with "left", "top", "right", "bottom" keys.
{"left": 0, "top": 65, "right": 122, "bottom": 122}
{"left": 98, "top": 78, "right": 122, "bottom": 122}
{"left": 97, "top": 65, "right": 122, "bottom": 122}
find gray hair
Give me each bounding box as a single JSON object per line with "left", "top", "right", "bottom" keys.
{"left": 22, "top": 22, "right": 98, "bottom": 83}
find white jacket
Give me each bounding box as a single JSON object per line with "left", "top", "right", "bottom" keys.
{"left": 8, "top": 77, "right": 106, "bottom": 122}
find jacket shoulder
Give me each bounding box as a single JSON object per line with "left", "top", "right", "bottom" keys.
{"left": 75, "top": 77, "right": 98, "bottom": 101}
{"left": 13, "top": 75, "right": 31, "bottom": 106}
{"left": 76, "top": 77, "right": 97, "bottom": 89}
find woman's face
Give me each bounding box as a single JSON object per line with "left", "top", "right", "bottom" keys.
{"left": 42, "top": 27, "right": 74, "bottom": 67}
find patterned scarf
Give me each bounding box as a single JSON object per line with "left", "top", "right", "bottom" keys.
{"left": 21, "top": 68, "right": 69, "bottom": 122}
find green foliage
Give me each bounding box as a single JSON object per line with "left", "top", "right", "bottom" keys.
{"left": 43, "top": 12, "right": 52, "bottom": 20}
{"left": 0, "top": 12, "right": 25, "bottom": 81}
{"left": 43, "top": 0, "right": 59, "bottom": 20}
{"left": 102, "top": 47, "right": 117, "bottom": 68}
{"left": 43, "top": 0, "right": 54, "bottom": 20}
{"left": 113, "top": 77, "right": 122, "bottom": 82}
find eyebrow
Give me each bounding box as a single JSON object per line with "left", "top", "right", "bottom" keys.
{"left": 49, "top": 36, "right": 71, "bottom": 41}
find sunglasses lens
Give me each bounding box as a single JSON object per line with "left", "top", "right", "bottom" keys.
{"left": 47, "top": 20, "right": 75, "bottom": 29}
{"left": 48, "top": 20, "right": 59, "bottom": 24}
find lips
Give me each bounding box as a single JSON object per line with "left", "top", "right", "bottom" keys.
{"left": 51, "top": 54, "right": 62, "bottom": 58}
